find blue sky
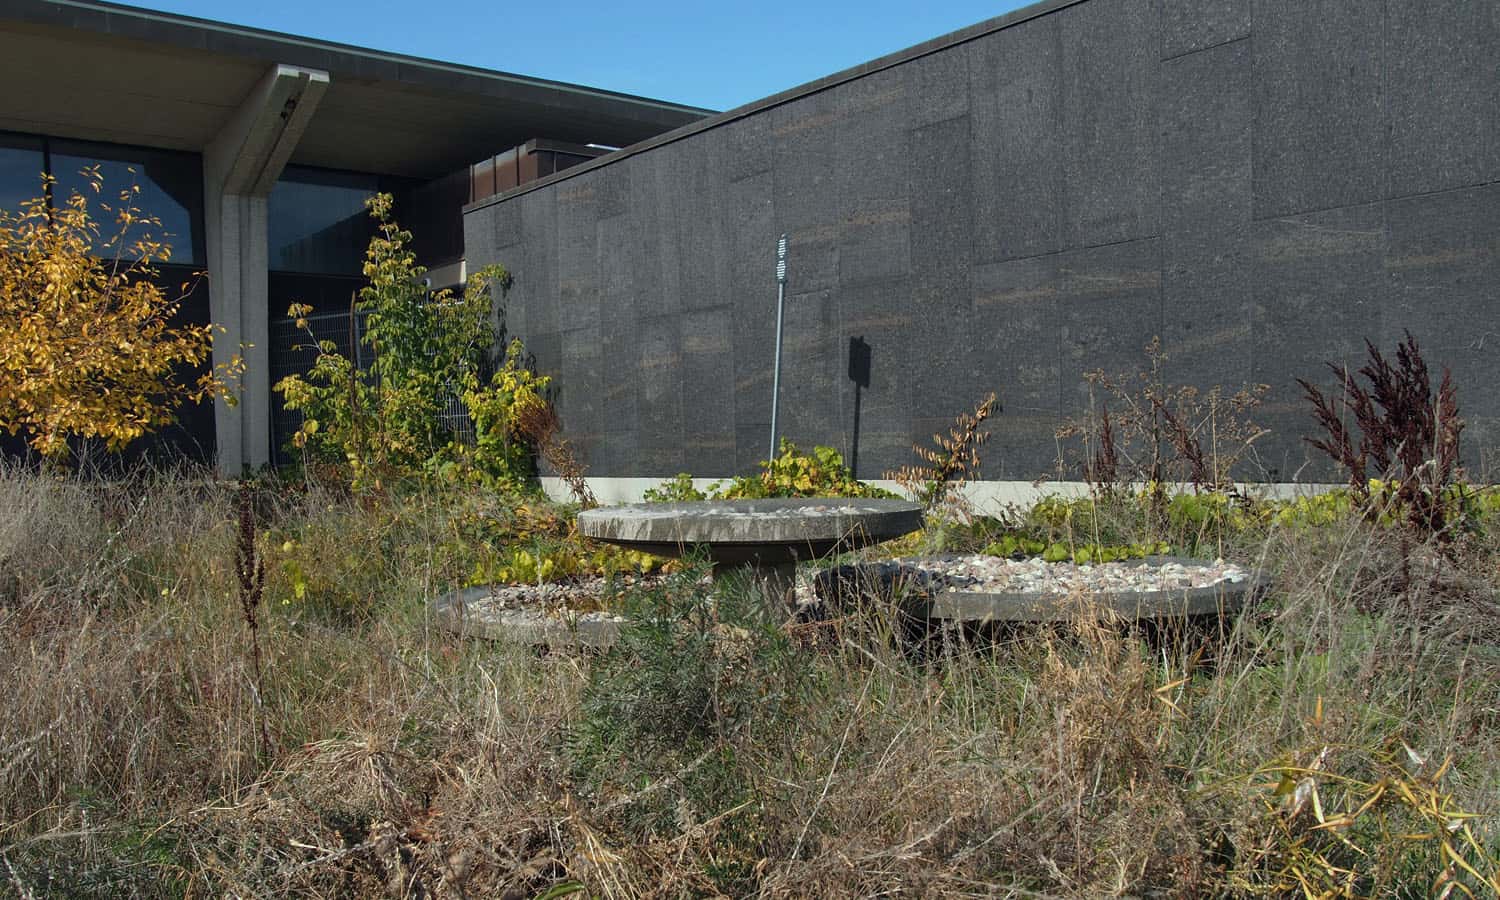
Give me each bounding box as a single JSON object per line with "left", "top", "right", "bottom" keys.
{"left": 136, "top": 0, "right": 1030, "bottom": 110}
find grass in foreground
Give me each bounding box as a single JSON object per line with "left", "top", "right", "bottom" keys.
{"left": 2, "top": 466, "right": 1498, "bottom": 898}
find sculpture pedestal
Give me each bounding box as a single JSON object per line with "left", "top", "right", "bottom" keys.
{"left": 577, "top": 498, "right": 924, "bottom": 610}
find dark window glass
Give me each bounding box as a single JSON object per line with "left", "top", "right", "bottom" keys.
{"left": 49, "top": 140, "right": 204, "bottom": 265}
{"left": 266, "top": 271, "right": 367, "bottom": 464}
{"left": 400, "top": 170, "right": 466, "bottom": 270}
{"left": 0, "top": 133, "right": 45, "bottom": 216}
{"left": 269, "top": 167, "right": 378, "bottom": 275}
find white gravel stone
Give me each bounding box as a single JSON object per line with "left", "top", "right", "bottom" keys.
{"left": 457, "top": 574, "right": 672, "bottom": 622}
{"left": 897, "top": 555, "right": 1251, "bottom": 595}
{"left": 463, "top": 557, "right": 1252, "bottom": 619}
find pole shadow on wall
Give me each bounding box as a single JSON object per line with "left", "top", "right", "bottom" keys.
{"left": 848, "top": 336, "right": 871, "bottom": 478}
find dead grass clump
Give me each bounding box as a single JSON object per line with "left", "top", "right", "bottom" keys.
{"left": 0, "top": 464, "right": 113, "bottom": 607}
{"left": 1173, "top": 514, "right": 1500, "bottom": 894}
{"left": 0, "top": 470, "right": 260, "bottom": 838}
{"left": 173, "top": 636, "right": 596, "bottom": 898}
{"left": 745, "top": 622, "right": 1206, "bottom": 897}
{"left": 0, "top": 474, "right": 483, "bottom": 888}
{"left": 1014, "top": 619, "right": 1203, "bottom": 893}
{"left": 1210, "top": 740, "right": 1500, "bottom": 896}
{"left": 744, "top": 656, "right": 1026, "bottom": 896}
{"left": 512, "top": 395, "right": 596, "bottom": 509}
{"left": 761, "top": 754, "right": 1031, "bottom": 895}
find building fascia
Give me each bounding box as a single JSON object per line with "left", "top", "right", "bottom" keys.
{"left": 1, "top": 0, "right": 713, "bottom": 121}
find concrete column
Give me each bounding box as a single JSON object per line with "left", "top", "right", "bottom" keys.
{"left": 204, "top": 64, "right": 327, "bottom": 475}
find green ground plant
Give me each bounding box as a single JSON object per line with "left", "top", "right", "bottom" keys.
{"left": 641, "top": 471, "right": 709, "bottom": 503}
{"left": 644, "top": 439, "right": 894, "bottom": 502}
{"left": 718, "top": 439, "right": 881, "bottom": 499}
{"left": 943, "top": 483, "right": 1500, "bottom": 566}
{"left": 433, "top": 494, "right": 670, "bottom": 590}
{"left": 569, "top": 560, "right": 811, "bottom": 851}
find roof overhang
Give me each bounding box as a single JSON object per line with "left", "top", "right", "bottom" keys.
{"left": 0, "top": 0, "right": 714, "bottom": 178}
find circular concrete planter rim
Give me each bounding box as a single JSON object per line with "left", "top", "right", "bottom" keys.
{"left": 435, "top": 584, "right": 622, "bottom": 649}
{"left": 903, "top": 555, "right": 1269, "bottom": 623}
{"left": 436, "top": 555, "right": 1269, "bottom": 648}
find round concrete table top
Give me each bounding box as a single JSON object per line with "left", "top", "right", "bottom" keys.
{"left": 576, "top": 497, "right": 925, "bottom": 567}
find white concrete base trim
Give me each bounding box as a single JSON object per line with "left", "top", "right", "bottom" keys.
{"left": 426, "top": 258, "right": 466, "bottom": 289}
{"left": 537, "top": 476, "right": 1346, "bottom": 512}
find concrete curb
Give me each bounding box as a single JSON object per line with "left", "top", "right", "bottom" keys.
{"left": 434, "top": 585, "right": 622, "bottom": 650}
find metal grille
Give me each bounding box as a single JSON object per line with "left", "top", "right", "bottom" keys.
{"left": 269, "top": 307, "right": 477, "bottom": 466}
{"left": 269, "top": 309, "right": 363, "bottom": 465}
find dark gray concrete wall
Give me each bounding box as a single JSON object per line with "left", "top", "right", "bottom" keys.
{"left": 464, "top": 0, "right": 1500, "bottom": 482}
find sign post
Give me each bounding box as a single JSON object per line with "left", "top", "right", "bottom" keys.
{"left": 768, "top": 233, "right": 789, "bottom": 463}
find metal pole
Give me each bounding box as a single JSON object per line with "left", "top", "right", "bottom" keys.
{"left": 769, "top": 233, "right": 788, "bottom": 462}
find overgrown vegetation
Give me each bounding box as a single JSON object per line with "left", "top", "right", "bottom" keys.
{"left": 1059, "top": 337, "right": 1268, "bottom": 507}
{"left": 1, "top": 465, "right": 1498, "bottom": 897}
{"left": 499, "top": 374, "right": 597, "bottom": 507}
{"left": 887, "top": 391, "right": 997, "bottom": 517}
{"left": 274, "top": 193, "right": 585, "bottom": 495}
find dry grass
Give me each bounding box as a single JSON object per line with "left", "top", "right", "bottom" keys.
{"left": 1, "top": 464, "right": 1498, "bottom": 897}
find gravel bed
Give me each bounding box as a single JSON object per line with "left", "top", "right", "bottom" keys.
{"left": 451, "top": 556, "right": 1253, "bottom": 622}
{"left": 455, "top": 573, "right": 674, "bottom": 623}
{"left": 894, "top": 555, "right": 1253, "bottom": 595}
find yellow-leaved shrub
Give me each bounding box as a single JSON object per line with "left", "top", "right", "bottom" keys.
{"left": 0, "top": 169, "right": 240, "bottom": 458}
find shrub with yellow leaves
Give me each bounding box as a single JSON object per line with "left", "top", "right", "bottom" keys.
{"left": 0, "top": 169, "right": 241, "bottom": 458}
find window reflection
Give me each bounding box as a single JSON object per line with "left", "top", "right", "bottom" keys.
{"left": 269, "top": 166, "right": 378, "bottom": 275}
{"left": 0, "top": 133, "right": 45, "bottom": 216}
{"left": 50, "top": 139, "right": 204, "bottom": 265}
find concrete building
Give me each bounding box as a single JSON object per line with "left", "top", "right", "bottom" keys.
{"left": 3, "top": 0, "right": 1497, "bottom": 494}
{"left": 462, "top": 0, "right": 1500, "bottom": 493}
{"left": 0, "top": 0, "right": 709, "bottom": 471}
